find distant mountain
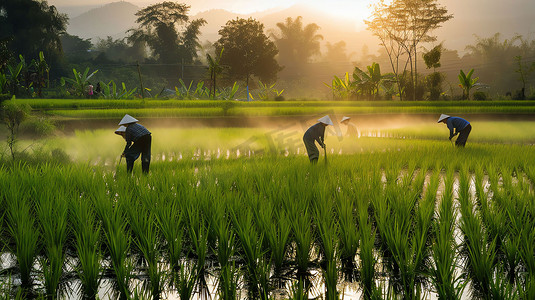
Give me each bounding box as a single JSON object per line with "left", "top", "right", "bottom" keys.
{"left": 62, "top": 0, "right": 535, "bottom": 57}
{"left": 66, "top": 1, "right": 140, "bottom": 41}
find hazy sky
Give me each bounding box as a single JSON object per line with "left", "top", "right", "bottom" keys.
{"left": 47, "top": 0, "right": 373, "bottom": 18}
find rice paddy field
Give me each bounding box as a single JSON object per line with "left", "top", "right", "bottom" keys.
{"left": 1, "top": 100, "right": 535, "bottom": 299}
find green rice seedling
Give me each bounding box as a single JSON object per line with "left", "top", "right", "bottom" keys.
{"left": 290, "top": 205, "right": 314, "bottom": 281}
{"left": 314, "top": 203, "right": 339, "bottom": 300}
{"left": 37, "top": 193, "right": 69, "bottom": 300}
{"left": 175, "top": 261, "right": 198, "bottom": 300}
{"left": 288, "top": 279, "right": 308, "bottom": 300}
{"left": 5, "top": 185, "right": 39, "bottom": 292}
{"left": 71, "top": 199, "right": 102, "bottom": 300}
{"left": 430, "top": 168, "right": 464, "bottom": 300}
{"left": 232, "top": 207, "right": 270, "bottom": 300}
{"left": 154, "top": 199, "right": 183, "bottom": 289}
{"left": 127, "top": 206, "right": 164, "bottom": 300}
{"left": 358, "top": 201, "right": 379, "bottom": 300}
{"left": 185, "top": 205, "right": 210, "bottom": 299}
{"left": 97, "top": 202, "right": 132, "bottom": 300}
{"left": 217, "top": 262, "right": 240, "bottom": 300}
{"left": 374, "top": 163, "right": 433, "bottom": 299}
{"left": 458, "top": 167, "right": 496, "bottom": 298}
{"left": 255, "top": 204, "right": 291, "bottom": 288}
{"left": 208, "top": 201, "right": 241, "bottom": 298}
{"left": 335, "top": 195, "right": 359, "bottom": 282}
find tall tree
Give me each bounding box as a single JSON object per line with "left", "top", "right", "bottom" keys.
{"left": 366, "top": 0, "right": 452, "bottom": 100}
{"left": 128, "top": 2, "right": 205, "bottom": 64}
{"left": 0, "top": 0, "right": 67, "bottom": 71}
{"left": 215, "top": 18, "right": 281, "bottom": 86}
{"left": 270, "top": 16, "right": 323, "bottom": 75}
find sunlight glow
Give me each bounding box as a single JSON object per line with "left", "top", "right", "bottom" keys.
{"left": 303, "top": 0, "right": 372, "bottom": 20}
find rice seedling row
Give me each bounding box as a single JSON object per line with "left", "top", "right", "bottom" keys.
{"left": 1, "top": 141, "right": 535, "bottom": 299}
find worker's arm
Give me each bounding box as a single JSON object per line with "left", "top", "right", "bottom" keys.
{"left": 447, "top": 122, "right": 455, "bottom": 139}
{"left": 318, "top": 134, "right": 325, "bottom": 148}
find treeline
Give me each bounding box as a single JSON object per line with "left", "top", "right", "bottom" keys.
{"left": 1, "top": 0, "right": 534, "bottom": 100}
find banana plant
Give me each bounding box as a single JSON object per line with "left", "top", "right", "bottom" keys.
{"left": 30, "top": 51, "right": 49, "bottom": 97}
{"left": 324, "top": 72, "right": 352, "bottom": 100}
{"left": 257, "top": 80, "right": 284, "bottom": 100}
{"left": 99, "top": 80, "right": 137, "bottom": 99}
{"left": 353, "top": 62, "right": 393, "bottom": 100}
{"left": 6, "top": 56, "right": 25, "bottom": 96}
{"left": 218, "top": 82, "right": 240, "bottom": 100}
{"left": 61, "top": 67, "right": 98, "bottom": 98}
{"left": 458, "top": 69, "right": 479, "bottom": 100}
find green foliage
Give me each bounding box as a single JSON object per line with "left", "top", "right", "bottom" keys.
{"left": 98, "top": 80, "right": 137, "bottom": 99}
{"left": 61, "top": 67, "right": 98, "bottom": 98}
{"left": 0, "top": 100, "right": 31, "bottom": 160}
{"left": 472, "top": 91, "right": 488, "bottom": 101}
{"left": 425, "top": 72, "right": 444, "bottom": 100}
{"left": 206, "top": 48, "right": 224, "bottom": 98}
{"left": 257, "top": 80, "right": 284, "bottom": 100}
{"left": 353, "top": 62, "right": 393, "bottom": 100}
{"left": 175, "top": 79, "right": 208, "bottom": 100}
{"left": 19, "top": 116, "right": 55, "bottom": 137}
{"left": 324, "top": 72, "right": 353, "bottom": 100}
{"left": 215, "top": 17, "right": 281, "bottom": 84}
{"left": 0, "top": 0, "right": 67, "bottom": 70}
{"left": 423, "top": 44, "right": 443, "bottom": 70}
{"left": 128, "top": 2, "right": 205, "bottom": 64}
{"left": 458, "top": 69, "right": 479, "bottom": 100}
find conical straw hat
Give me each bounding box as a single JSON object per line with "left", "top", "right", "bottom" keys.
{"left": 318, "top": 115, "right": 334, "bottom": 126}
{"left": 341, "top": 116, "right": 351, "bottom": 123}
{"left": 437, "top": 114, "right": 450, "bottom": 123}
{"left": 115, "top": 126, "right": 127, "bottom": 135}
{"left": 118, "top": 114, "right": 138, "bottom": 125}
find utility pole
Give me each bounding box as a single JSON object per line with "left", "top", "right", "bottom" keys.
{"left": 137, "top": 61, "right": 144, "bottom": 99}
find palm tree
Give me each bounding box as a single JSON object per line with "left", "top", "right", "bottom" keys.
{"left": 206, "top": 48, "right": 224, "bottom": 99}
{"left": 271, "top": 16, "right": 323, "bottom": 74}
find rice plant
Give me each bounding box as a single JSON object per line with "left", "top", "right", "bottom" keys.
{"left": 71, "top": 198, "right": 102, "bottom": 300}
{"left": 127, "top": 204, "right": 164, "bottom": 300}
{"left": 232, "top": 206, "right": 270, "bottom": 299}
{"left": 37, "top": 193, "right": 69, "bottom": 300}
{"left": 97, "top": 201, "right": 132, "bottom": 300}
{"left": 458, "top": 167, "right": 496, "bottom": 298}
{"left": 430, "top": 168, "right": 464, "bottom": 299}
{"left": 335, "top": 195, "right": 359, "bottom": 282}
{"left": 186, "top": 204, "right": 209, "bottom": 299}
{"left": 5, "top": 184, "right": 39, "bottom": 294}
{"left": 154, "top": 199, "right": 184, "bottom": 289}
{"left": 314, "top": 200, "right": 339, "bottom": 300}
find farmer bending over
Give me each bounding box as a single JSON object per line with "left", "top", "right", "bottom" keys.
{"left": 341, "top": 116, "right": 358, "bottom": 138}
{"left": 118, "top": 114, "right": 152, "bottom": 173}
{"left": 438, "top": 114, "right": 472, "bottom": 147}
{"left": 303, "top": 115, "right": 333, "bottom": 164}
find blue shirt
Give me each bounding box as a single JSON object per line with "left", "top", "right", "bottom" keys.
{"left": 124, "top": 123, "right": 151, "bottom": 151}
{"left": 446, "top": 117, "right": 470, "bottom": 138}
{"left": 304, "top": 122, "right": 326, "bottom": 145}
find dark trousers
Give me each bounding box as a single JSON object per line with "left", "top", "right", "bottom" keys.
{"left": 303, "top": 136, "right": 319, "bottom": 163}
{"left": 125, "top": 134, "right": 151, "bottom": 173}
{"left": 456, "top": 124, "right": 472, "bottom": 147}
